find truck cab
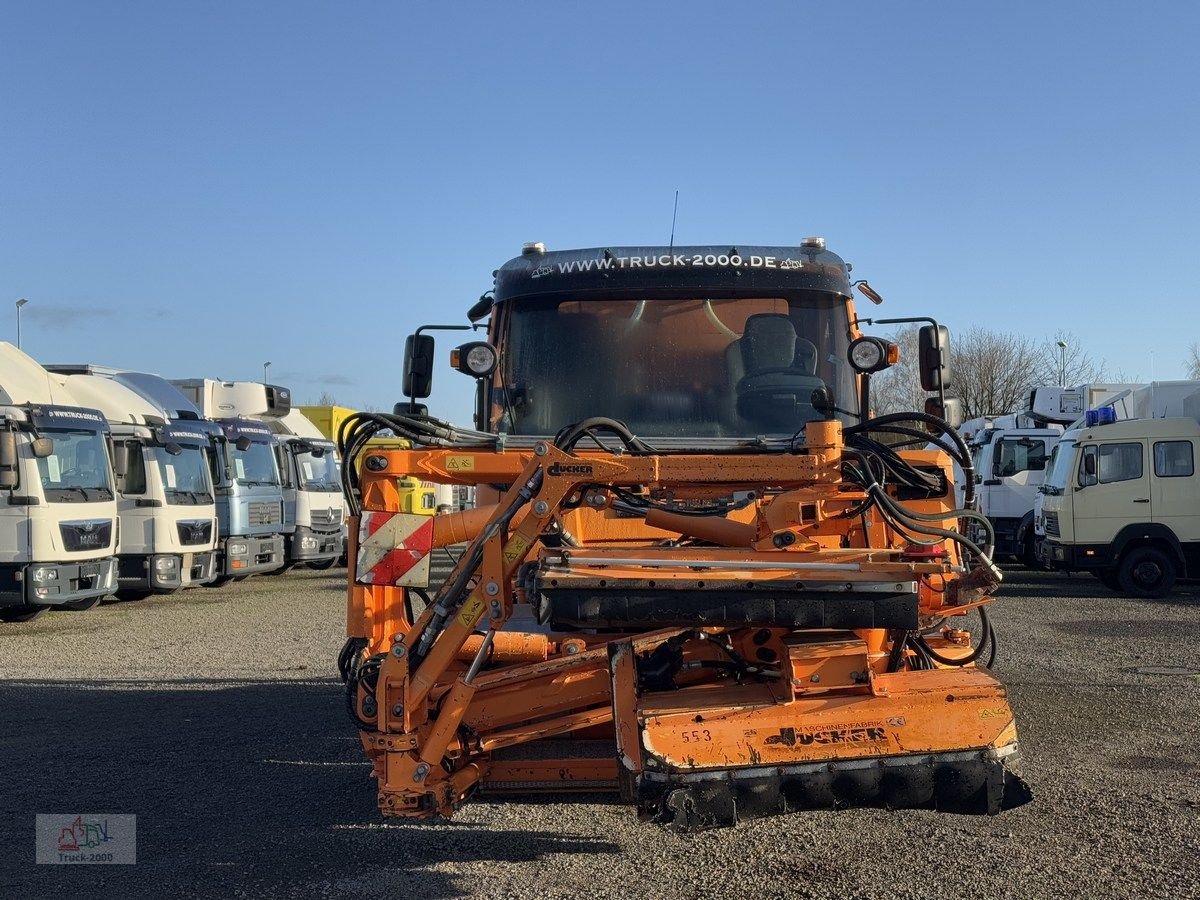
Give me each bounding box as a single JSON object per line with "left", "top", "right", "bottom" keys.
{"left": 171, "top": 380, "right": 288, "bottom": 580}
{"left": 959, "top": 415, "right": 1059, "bottom": 565}
{"left": 265, "top": 409, "right": 345, "bottom": 568}
{"left": 1042, "top": 407, "right": 1200, "bottom": 597}
{"left": 45, "top": 369, "right": 220, "bottom": 598}
{"left": 0, "top": 344, "right": 119, "bottom": 621}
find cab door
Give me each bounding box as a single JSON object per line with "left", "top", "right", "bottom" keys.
{"left": 1149, "top": 438, "right": 1200, "bottom": 542}
{"left": 1073, "top": 440, "right": 1149, "bottom": 545}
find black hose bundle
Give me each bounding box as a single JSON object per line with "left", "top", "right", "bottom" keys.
{"left": 336, "top": 411, "right": 498, "bottom": 516}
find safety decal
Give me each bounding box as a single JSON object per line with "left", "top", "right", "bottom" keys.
{"left": 355, "top": 512, "right": 434, "bottom": 587}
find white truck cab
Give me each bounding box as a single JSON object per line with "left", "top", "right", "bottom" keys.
{"left": 264, "top": 409, "right": 344, "bottom": 569}
{"left": 1041, "top": 382, "right": 1200, "bottom": 596}
{"left": 46, "top": 369, "right": 220, "bottom": 598}
{"left": 0, "top": 344, "right": 119, "bottom": 621}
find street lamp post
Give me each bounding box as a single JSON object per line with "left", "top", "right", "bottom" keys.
{"left": 263, "top": 361, "right": 271, "bottom": 383}
{"left": 15, "top": 298, "right": 28, "bottom": 349}
{"left": 1056, "top": 340, "right": 1068, "bottom": 386}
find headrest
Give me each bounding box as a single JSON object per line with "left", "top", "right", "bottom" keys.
{"left": 740, "top": 314, "right": 797, "bottom": 372}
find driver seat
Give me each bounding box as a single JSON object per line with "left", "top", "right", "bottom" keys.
{"left": 726, "top": 314, "right": 826, "bottom": 428}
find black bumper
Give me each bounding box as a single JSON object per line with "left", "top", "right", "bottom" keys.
{"left": 1042, "top": 540, "right": 1115, "bottom": 571}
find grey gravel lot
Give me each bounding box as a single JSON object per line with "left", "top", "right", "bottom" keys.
{"left": 2, "top": 567, "right": 1199, "bottom": 899}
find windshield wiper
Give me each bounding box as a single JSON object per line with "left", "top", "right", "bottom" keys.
{"left": 239, "top": 479, "right": 278, "bottom": 487}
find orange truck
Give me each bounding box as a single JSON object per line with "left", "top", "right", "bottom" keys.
{"left": 336, "top": 240, "right": 1030, "bottom": 829}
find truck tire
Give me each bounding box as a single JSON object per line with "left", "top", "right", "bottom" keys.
{"left": 1021, "top": 535, "right": 1041, "bottom": 570}
{"left": 308, "top": 557, "right": 339, "bottom": 571}
{"left": 1, "top": 604, "right": 47, "bottom": 622}
{"left": 1117, "top": 546, "right": 1177, "bottom": 598}
{"left": 114, "top": 589, "right": 152, "bottom": 602}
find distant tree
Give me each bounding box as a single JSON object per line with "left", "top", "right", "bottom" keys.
{"left": 1030, "top": 330, "right": 1107, "bottom": 387}
{"left": 1187, "top": 343, "right": 1200, "bottom": 380}
{"left": 868, "top": 326, "right": 1108, "bottom": 420}
{"left": 308, "top": 391, "right": 339, "bottom": 406}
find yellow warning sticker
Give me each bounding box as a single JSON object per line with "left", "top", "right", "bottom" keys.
{"left": 502, "top": 534, "right": 530, "bottom": 566}
{"left": 446, "top": 456, "right": 475, "bottom": 472}
{"left": 458, "top": 593, "right": 485, "bottom": 627}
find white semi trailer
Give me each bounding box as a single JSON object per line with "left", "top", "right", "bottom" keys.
{"left": 46, "top": 368, "right": 220, "bottom": 599}
{"left": 0, "top": 344, "right": 119, "bottom": 621}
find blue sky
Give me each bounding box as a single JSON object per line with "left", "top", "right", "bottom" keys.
{"left": 3, "top": 2, "right": 1198, "bottom": 423}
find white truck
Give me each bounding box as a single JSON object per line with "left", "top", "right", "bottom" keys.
{"left": 0, "top": 344, "right": 119, "bottom": 621}
{"left": 170, "top": 379, "right": 289, "bottom": 581}
{"left": 45, "top": 367, "right": 220, "bottom": 599}
{"left": 1041, "top": 381, "right": 1200, "bottom": 596}
{"left": 263, "top": 408, "right": 345, "bottom": 569}
{"left": 959, "top": 384, "right": 1134, "bottom": 566}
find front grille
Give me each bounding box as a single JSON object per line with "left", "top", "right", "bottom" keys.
{"left": 177, "top": 520, "right": 214, "bottom": 546}
{"left": 60, "top": 519, "right": 113, "bottom": 552}
{"left": 248, "top": 501, "right": 282, "bottom": 526}
{"left": 309, "top": 507, "right": 342, "bottom": 526}
{"left": 1044, "top": 511, "right": 1060, "bottom": 537}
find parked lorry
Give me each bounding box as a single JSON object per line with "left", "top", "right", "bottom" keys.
{"left": 957, "top": 384, "right": 1134, "bottom": 566}
{"left": 45, "top": 366, "right": 220, "bottom": 599}
{"left": 263, "top": 409, "right": 344, "bottom": 569}
{"left": 336, "top": 240, "right": 1029, "bottom": 829}
{"left": 170, "top": 379, "right": 288, "bottom": 581}
{"left": 1041, "top": 381, "right": 1200, "bottom": 596}
{"left": 0, "top": 344, "right": 119, "bottom": 621}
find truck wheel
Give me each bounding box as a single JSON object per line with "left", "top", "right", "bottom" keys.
{"left": 205, "top": 576, "right": 234, "bottom": 588}
{"left": 60, "top": 595, "right": 102, "bottom": 611}
{"left": 1021, "top": 536, "right": 1041, "bottom": 569}
{"left": 1117, "top": 546, "right": 1177, "bottom": 598}
{"left": 1, "top": 604, "right": 47, "bottom": 622}
{"left": 1096, "top": 568, "right": 1122, "bottom": 591}
{"left": 114, "top": 589, "right": 152, "bottom": 602}
{"left": 308, "top": 557, "right": 339, "bottom": 571}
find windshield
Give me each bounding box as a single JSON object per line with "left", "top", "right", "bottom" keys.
{"left": 1044, "top": 437, "right": 1076, "bottom": 493}
{"left": 156, "top": 446, "right": 214, "bottom": 504}
{"left": 995, "top": 437, "right": 1048, "bottom": 476}
{"left": 497, "top": 293, "right": 857, "bottom": 439}
{"left": 295, "top": 444, "right": 340, "bottom": 491}
{"left": 36, "top": 429, "right": 114, "bottom": 502}
{"left": 232, "top": 441, "right": 279, "bottom": 486}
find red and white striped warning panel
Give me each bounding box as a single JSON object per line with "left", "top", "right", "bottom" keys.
{"left": 356, "top": 512, "right": 434, "bottom": 587}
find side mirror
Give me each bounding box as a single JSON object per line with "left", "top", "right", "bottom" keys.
{"left": 394, "top": 401, "right": 429, "bottom": 417}
{"left": 924, "top": 396, "right": 963, "bottom": 428}
{"left": 235, "top": 436, "right": 252, "bottom": 452}
{"left": 111, "top": 442, "right": 130, "bottom": 477}
{"left": 31, "top": 437, "right": 54, "bottom": 459}
{"left": 918, "top": 324, "right": 952, "bottom": 392}
{"left": 403, "top": 334, "right": 436, "bottom": 399}
{"left": 0, "top": 429, "right": 17, "bottom": 489}
{"left": 1079, "top": 447, "right": 1098, "bottom": 487}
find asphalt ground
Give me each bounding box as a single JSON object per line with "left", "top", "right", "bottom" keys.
{"left": 2, "top": 565, "right": 1198, "bottom": 899}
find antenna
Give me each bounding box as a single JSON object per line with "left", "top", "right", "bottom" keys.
{"left": 668, "top": 190, "right": 679, "bottom": 250}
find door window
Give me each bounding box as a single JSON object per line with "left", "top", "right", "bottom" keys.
{"left": 994, "top": 438, "right": 1048, "bottom": 476}
{"left": 1098, "top": 442, "right": 1143, "bottom": 484}
{"left": 1153, "top": 441, "right": 1194, "bottom": 478}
